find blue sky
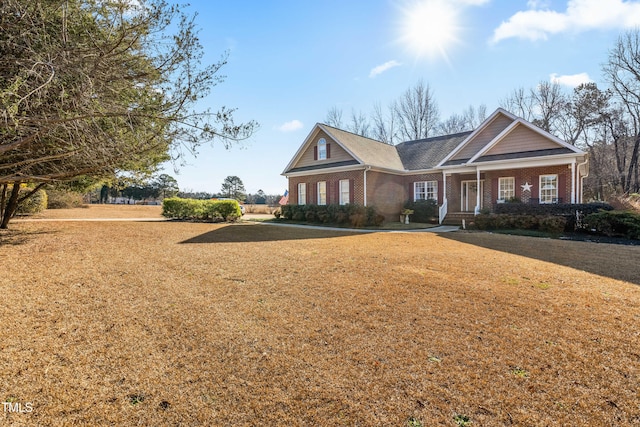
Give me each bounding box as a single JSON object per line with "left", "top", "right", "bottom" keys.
{"left": 161, "top": 0, "right": 640, "bottom": 195}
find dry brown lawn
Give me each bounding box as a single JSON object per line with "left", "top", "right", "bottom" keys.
{"left": 1, "top": 206, "right": 639, "bottom": 426}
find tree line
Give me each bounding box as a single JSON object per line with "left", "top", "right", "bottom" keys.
{"left": 102, "top": 174, "right": 281, "bottom": 205}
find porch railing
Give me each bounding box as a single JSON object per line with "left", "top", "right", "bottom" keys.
{"left": 438, "top": 199, "right": 448, "bottom": 224}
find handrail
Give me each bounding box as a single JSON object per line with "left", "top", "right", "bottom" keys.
{"left": 439, "top": 199, "right": 448, "bottom": 224}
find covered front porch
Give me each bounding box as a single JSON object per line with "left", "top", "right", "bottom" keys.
{"left": 437, "top": 160, "right": 587, "bottom": 224}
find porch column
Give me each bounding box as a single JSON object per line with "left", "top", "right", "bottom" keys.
{"left": 571, "top": 161, "right": 576, "bottom": 204}
{"left": 476, "top": 168, "right": 481, "bottom": 214}
{"left": 442, "top": 172, "right": 447, "bottom": 203}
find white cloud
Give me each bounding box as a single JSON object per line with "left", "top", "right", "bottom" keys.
{"left": 550, "top": 72, "right": 593, "bottom": 87}
{"left": 369, "top": 60, "right": 402, "bottom": 78}
{"left": 491, "top": 0, "right": 640, "bottom": 44}
{"left": 276, "top": 120, "right": 304, "bottom": 132}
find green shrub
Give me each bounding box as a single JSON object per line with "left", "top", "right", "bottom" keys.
{"left": 15, "top": 187, "right": 48, "bottom": 215}
{"left": 538, "top": 216, "right": 567, "bottom": 234}
{"left": 279, "top": 203, "right": 384, "bottom": 227}
{"left": 162, "top": 197, "right": 241, "bottom": 221}
{"left": 583, "top": 210, "right": 640, "bottom": 239}
{"left": 2, "top": 185, "right": 48, "bottom": 216}
{"left": 473, "top": 213, "right": 567, "bottom": 233}
{"left": 404, "top": 199, "right": 438, "bottom": 223}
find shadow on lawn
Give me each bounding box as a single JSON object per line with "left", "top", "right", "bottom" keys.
{"left": 0, "top": 228, "right": 52, "bottom": 246}
{"left": 440, "top": 231, "right": 640, "bottom": 285}
{"left": 180, "top": 223, "right": 357, "bottom": 244}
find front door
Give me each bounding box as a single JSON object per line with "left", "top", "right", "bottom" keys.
{"left": 461, "top": 180, "right": 484, "bottom": 212}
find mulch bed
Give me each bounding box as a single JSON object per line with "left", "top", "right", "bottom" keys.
{"left": 1, "top": 211, "right": 639, "bottom": 426}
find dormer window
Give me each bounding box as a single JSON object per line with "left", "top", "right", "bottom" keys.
{"left": 317, "top": 138, "right": 327, "bottom": 160}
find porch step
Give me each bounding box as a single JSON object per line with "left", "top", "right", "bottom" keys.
{"left": 442, "top": 212, "right": 476, "bottom": 226}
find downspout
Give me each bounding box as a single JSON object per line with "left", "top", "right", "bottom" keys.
{"left": 475, "top": 168, "right": 481, "bottom": 215}
{"left": 363, "top": 166, "right": 370, "bottom": 206}
{"left": 577, "top": 157, "right": 589, "bottom": 203}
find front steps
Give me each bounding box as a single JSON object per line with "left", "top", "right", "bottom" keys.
{"left": 442, "top": 212, "right": 476, "bottom": 226}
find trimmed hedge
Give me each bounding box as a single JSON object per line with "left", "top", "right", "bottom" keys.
{"left": 162, "top": 197, "right": 241, "bottom": 221}
{"left": 473, "top": 214, "right": 567, "bottom": 234}
{"left": 583, "top": 210, "right": 640, "bottom": 240}
{"left": 280, "top": 204, "right": 385, "bottom": 227}
{"left": 493, "top": 202, "right": 614, "bottom": 231}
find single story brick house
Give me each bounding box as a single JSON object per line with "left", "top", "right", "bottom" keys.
{"left": 281, "top": 108, "right": 589, "bottom": 224}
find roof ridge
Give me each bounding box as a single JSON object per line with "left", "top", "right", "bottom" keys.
{"left": 397, "top": 130, "right": 474, "bottom": 146}
{"left": 319, "top": 123, "right": 390, "bottom": 146}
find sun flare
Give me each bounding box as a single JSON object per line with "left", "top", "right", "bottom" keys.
{"left": 399, "top": 0, "right": 461, "bottom": 63}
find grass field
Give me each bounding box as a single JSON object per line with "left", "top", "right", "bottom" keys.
{"left": 1, "top": 206, "right": 639, "bottom": 426}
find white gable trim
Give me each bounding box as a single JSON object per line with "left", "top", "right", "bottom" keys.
{"left": 317, "top": 124, "right": 365, "bottom": 164}
{"left": 436, "top": 108, "right": 518, "bottom": 168}
{"left": 281, "top": 123, "right": 364, "bottom": 174}
{"left": 284, "top": 164, "right": 365, "bottom": 178}
{"left": 467, "top": 118, "right": 585, "bottom": 164}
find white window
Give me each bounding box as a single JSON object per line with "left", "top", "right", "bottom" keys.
{"left": 317, "top": 138, "right": 327, "bottom": 160}
{"left": 339, "top": 179, "right": 350, "bottom": 205}
{"left": 498, "top": 177, "right": 515, "bottom": 201}
{"left": 317, "top": 181, "right": 326, "bottom": 205}
{"left": 297, "top": 183, "right": 306, "bottom": 205}
{"left": 540, "top": 174, "right": 558, "bottom": 204}
{"left": 414, "top": 181, "right": 438, "bottom": 202}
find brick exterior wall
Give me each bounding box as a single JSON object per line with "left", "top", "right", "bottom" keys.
{"left": 289, "top": 170, "right": 364, "bottom": 207}
{"left": 483, "top": 165, "right": 572, "bottom": 207}
{"left": 288, "top": 164, "right": 576, "bottom": 222}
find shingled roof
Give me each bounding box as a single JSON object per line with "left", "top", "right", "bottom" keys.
{"left": 396, "top": 131, "right": 472, "bottom": 170}
{"left": 317, "top": 125, "right": 474, "bottom": 171}
{"left": 319, "top": 124, "right": 405, "bottom": 171}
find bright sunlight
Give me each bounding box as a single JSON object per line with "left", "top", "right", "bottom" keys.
{"left": 398, "top": 0, "right": 461, "bottom": 63}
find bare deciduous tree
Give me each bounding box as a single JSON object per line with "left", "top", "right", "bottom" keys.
{"left": 602, "top": 29, "right": 640, "bottom": 193}
{"left": 395, "top": 80, "right": 440, "bottom": 140}
{"left": 371, "top": 101, "right": 399, "bottom": 145}
{"left": 348, "top": 109, "right": 371, "bottom": 138}
{"left": 325, "top": 106, "right": 343, "bottom": 128}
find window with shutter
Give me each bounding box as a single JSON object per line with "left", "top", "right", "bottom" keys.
{"left": 297, "top": 183, "right": 306, "bottom": 205}
{"left": 317, "top": 138, "right": 327, "bottom": 160}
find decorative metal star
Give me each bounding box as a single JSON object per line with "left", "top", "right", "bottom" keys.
{"left": 521, "top": 182, "right": 532, "bottom": 192}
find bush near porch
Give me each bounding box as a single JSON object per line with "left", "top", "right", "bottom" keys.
{"left": 280, "top": 204, "right": 385, "bottom": 227}
{"left": 474, "top": 202, "right": 640, "bottom": 240}
{"left": 473, "top": 214, "right": 568, "bottom": 234}
{"left": 491, "top": 202, "right": 614, "bottom": 231}
{"left": 403, "top": 199, "right": 438, "bottom": 223}
{"left": 583, "top": 210, "right": 640, "bottom": 240}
